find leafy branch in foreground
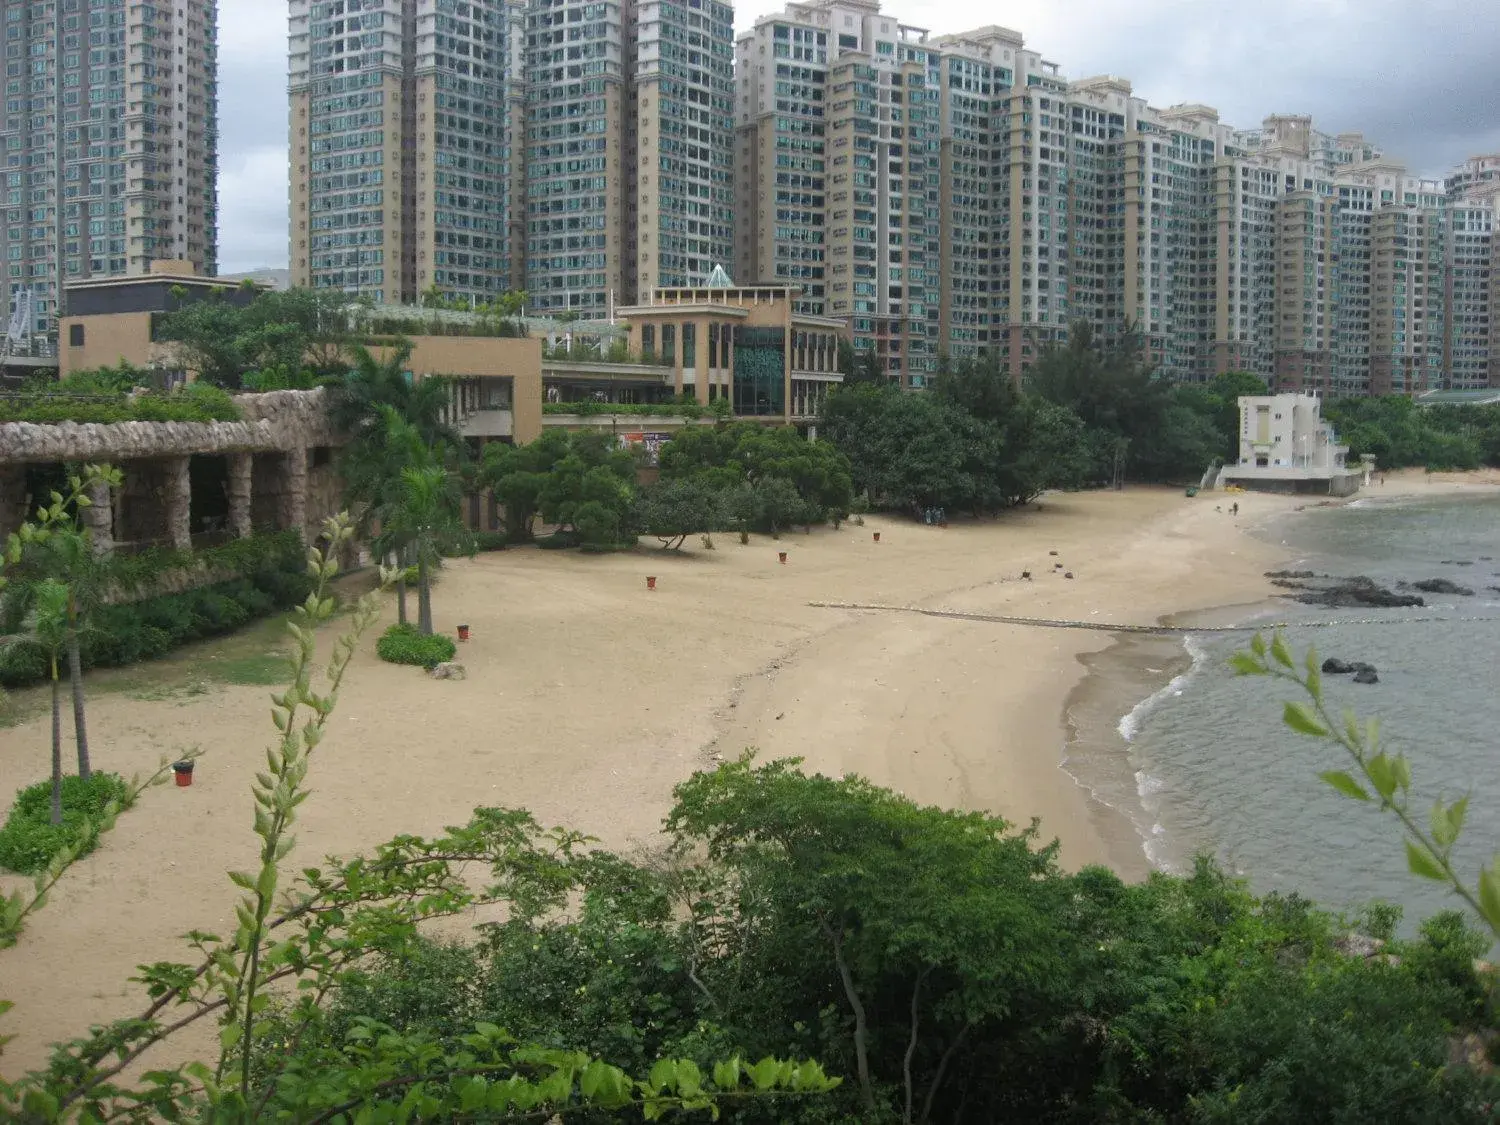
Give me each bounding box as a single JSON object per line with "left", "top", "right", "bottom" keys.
{"left": 0, "top": 515, "right": 833, "bottom": 1122}
{"left": 1233, "top": 628, "right": 1500, "bottom": 941}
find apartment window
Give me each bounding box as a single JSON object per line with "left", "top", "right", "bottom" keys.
{"left": 68, "top": 323, "right": 84, "bottom": 347}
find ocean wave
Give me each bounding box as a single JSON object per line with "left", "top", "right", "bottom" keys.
{"left": 1116, "top": 634, "right": 1211, "bottom": 742}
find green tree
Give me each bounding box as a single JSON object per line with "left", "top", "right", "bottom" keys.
{"left": 1, "top": 581, "right": 70, "bottom": 824}
{"left": 379, "top": 446, "right": 470, "bottom": 635}
{"left": 478, "top": 429, "right": 573, "bottom": 541}
{"left": 844, "top": 348, "right": 886, "bottom": 388}
{"left": 155, "top": 287, "right": 357, "bottom": 387}
{"left": 1, "top": 465, "right": 120, "bottom": 781}
{"left": 634, "top": 478, "right": 729, "bottom": 549}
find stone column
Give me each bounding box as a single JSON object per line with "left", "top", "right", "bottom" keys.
{"left": 282, "top": 448, "right": 308, "bottom": 544}
{"left": 227, "top": 452, "right": 253, "bottom": 539}
{"left": 696, "top": 319, "right": 712, "bottom": 404}
{"left": 164, "top": 455, "right": 192, "bottom": 551}
{"left": 81, "top": 479, "right": 114, "bottom": 556}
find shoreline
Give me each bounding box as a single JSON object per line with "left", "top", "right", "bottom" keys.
{"left": 1063, "top": 468, "right": 1500, "bottom": 875}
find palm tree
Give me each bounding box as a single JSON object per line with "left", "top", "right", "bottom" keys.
{"left": 47, "top": 528, "right": 107, "bottom": 781}
{"left": 1, "top": 581, "right": 71, "bottom": 825}
{"left": 330, "top": 341, "right": 458, "bottom": 521}
{"left": 380, "top": 462, "right": 469, "bottom": 635}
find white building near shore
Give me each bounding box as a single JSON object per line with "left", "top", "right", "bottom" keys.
{"left": 1218, "top": 393, "right": 1364, "bottom": 496}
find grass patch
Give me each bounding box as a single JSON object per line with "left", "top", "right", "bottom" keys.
{"left": 0, "top": 772, "right": 132, "bottom": 875}
{"left": 212, "top": 653, "right": 293, "bottom": 685}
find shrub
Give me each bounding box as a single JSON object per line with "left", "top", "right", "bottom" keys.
{"left": 471, "top": 530, "right": 510, "bottom": 552}
{"left": 0, "top": 772, "right": 132, "bottom": 875}
{"left": 536, "top": 529, "right": 581, "bottom": 550}
{"left": 0, "top": 540, "right": 314, "bottom": 687}
{"left": 375, "top": 623, "right": 456, "bottom": 669}
{"left": 0, "top": 385, "right": 241, "bottom": 425}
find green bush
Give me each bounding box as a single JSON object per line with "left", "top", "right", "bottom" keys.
{"left": 375, "top": 623, "right": 456, "bottom": 669}
{"left": 472, "top": 530, "right": 510, "bottom": 552}
{"left": 0, "top": 384, "right": 241, "bottom": 425}
{"left": 535, "top": 529, "right": 581, "bottom": 550}
{"left": 0, "top": 772, "right": 131, "bottom": 875}
{"left": 0, "top": 540, "right": 314, "bottom": 687}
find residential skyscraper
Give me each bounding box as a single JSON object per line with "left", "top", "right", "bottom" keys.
{"left": 2, "top": 0, "right": 219, "bottom": 341}
{"left": 288, "top": 0, "right": 527, "bottom": 306}
{"left": 736, "top": 0, "right": 944, "bottom": 387}
{"left": 523, "top": 0, "right": 734, "bottom": 316}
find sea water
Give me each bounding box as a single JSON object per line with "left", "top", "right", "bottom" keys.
{"left": 1120, "top": 491, "right": 1500, "bottom": 932}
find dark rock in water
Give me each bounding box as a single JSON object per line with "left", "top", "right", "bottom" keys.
{"left": 1352, "top": 667, "right": 1380, "bottom": 684}
{"left": 1480, "top": 556, "right": 1494, "bottom": 562}
{"left": 1299, "top": 578, "right": 1420, "bottom": 608}
{"left": 1349, "top": 662, "right": 1377, "bottom": 675}
{"left": 1021, "top": 570, "right": 1032, "bottom": 580}
{"left": 1410, "top": 578, "right": 1474, "bottom": 596}
{"left": 1049, "top": 550, "right": 1059, "bottom": 556}
{"left": 1321, "top": 658, "right": 1355, "bottom": 674}
{"left": 1440, "top": 559, "right": 1475, "bottom": 566}
{"left": 1064, "top": 571, "right": 1074, "bottom": 579}
{"left": 1268, "top": 570, "right": 1423, "bottom": 608}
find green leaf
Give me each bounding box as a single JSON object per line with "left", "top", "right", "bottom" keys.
{"left": 648, "top": 1059, "right": 677, "bottom": 1094}
{"left": 1282, "top": 701, "right": 1328, "bottom": 738}
{"left": 1229, "top": 652, "right": 1266, "bottom": 676}
{"left": 1431, "top": 797, "right": 1468, "bottom": 850}
{"left": 1479, "top": 864, "right": 1500, "bottom": 933}
{"left": 1405, "top": 840, "right": 1447, "bottom": 882}
{"left": 1319, "top": 771, "right": 1370, "bottom": 801}
{"left": 749, "top": 1057, "right": 782, "bottom": 1091}
{"left": 1392, "top": 755, "right": 1412, "bottom": 795}
{"left": 1250, "top": 632, "right": 1267, "bottom": 658}
{"left": 1366, "top": 754, "right": 1398, "bottom": 802}
{"left": 457, "top": 1076, "right": 488, "bottom": 1112}
{"left": 712, "top": 1058, "right": 741, "bottom": 1090}
{"left": 1270, "top": 631, "right": 1294, "bottom": 670}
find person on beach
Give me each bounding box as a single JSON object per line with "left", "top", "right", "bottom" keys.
{"left": 1231, "top": 502, "right": 1239, "bottom": 516}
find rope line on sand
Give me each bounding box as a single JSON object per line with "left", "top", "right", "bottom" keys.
{"left": 806, "top": 601, "right": 1496, "bottom": 635}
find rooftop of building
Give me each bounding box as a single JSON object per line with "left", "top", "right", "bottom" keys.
{"left": 1413, "top": 389, "right": 1500, "bottom": 407}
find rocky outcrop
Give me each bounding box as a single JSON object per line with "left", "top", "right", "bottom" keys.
{"left": 1265, "top": 571, "right": 1424, "bottom": 609}
{"left": 1405, "top": 578, "right": 1474, "bottom": 596}
{"left": 1321, "top": 658, "right": 1379, "bottom": 683}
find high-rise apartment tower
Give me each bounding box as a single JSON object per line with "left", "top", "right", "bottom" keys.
{"left": 288, "top": 0, "right": 527, "bottom": 306}
{"left": 523, "top": 0, "right": 734, "bottom": 315}
{"left": 2, "top": 0, "right": 219, "bottom": 340}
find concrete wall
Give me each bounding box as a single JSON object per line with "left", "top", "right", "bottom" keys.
{"left": 370, "top": 335, "right": 543, "bottom": 442}
{"left": 59, "top": 312, "right": 158, "bottom": 376}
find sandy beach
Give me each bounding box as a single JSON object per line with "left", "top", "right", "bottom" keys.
{"left": 1, "top": 485, "right": 1306, "bottom": 1074}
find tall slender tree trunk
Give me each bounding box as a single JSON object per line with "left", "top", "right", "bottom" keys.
{"left": 391, "top": 551, "right": 408, "bottom": 626}
{"left": 416, "top": 552, "right": 433, "bottom": 636}
{"left": 67, "top": 604, "right": 91, "bottom": 780}
{"left": 50, "top": 656, "right": 63, "bottom": 826}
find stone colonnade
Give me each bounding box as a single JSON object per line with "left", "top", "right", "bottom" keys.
{"left": 0, "top": 449, "right": 311, "bottom": 554}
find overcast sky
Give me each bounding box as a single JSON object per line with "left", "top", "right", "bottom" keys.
{"left": 217, "top": 0, "right": 1500, "bottom": 273}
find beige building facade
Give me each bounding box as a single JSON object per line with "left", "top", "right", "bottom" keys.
{"left": 617, "top": 273, "right": 844, "bottom": 421}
